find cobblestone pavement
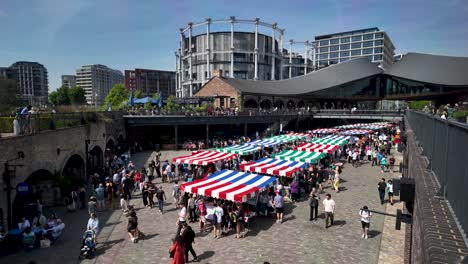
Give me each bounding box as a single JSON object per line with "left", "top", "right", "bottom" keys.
{"left": 2, "top": 150, "right": 403, "bottom": 264}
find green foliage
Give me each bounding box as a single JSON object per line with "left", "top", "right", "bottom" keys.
{"left": 105, "top": 84, "right": 129, "bottom": 109}
{"left": 194, "top": 104, "right": 208, "bottom": 113}
{"left": 453, "top": 110, "right": 468, "bottom": 119}
{"left": 409, "top": 100, "right": 431, "bottom": 110}
{"left": 144, "top": 101, "right": 153, "bottom": 110}
{"left": 134, "top": 89, "right": 144, "bottom": 99}
{"left": 0, "top": 79, "right": 17, "bottom": 113}
{"left": 68, "top": 86, "right": 86, "bottom": 104}
{"left": 163, "top": 95, "right": 180, "bottom": 113}
{"left": 152, "top": 92, "right": 160, "bottom": 100}
{"left": 49, "top": 86, "right": 71, "bottom": 105}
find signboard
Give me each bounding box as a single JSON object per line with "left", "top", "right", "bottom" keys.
{"left": 16, "top": 182, "right": 32, "bottom": 196}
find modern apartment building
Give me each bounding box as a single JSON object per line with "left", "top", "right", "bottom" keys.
{"left": 76, "top": 64, "right": 123, "bottom": 105}
{"left": 5, "top": 61, "right": 49, "bottom": 106}
{"left": 313, "top": 27, "right": 395, "bottom": 70}
{"left": 124, "top": 69, "right": 176, "bottom": 98}
{"left": 61, "top": 75, "right": 77, "bottom": 88}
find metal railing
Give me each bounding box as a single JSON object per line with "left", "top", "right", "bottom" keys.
{"left": 0, "top": 111, "right": 122, "bottom": 137}
{"left": 406, "top": 110, "right": 468, "bottom": 238}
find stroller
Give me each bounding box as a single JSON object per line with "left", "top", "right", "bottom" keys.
{"left": 79, "top": 230, "right": 96, "bottom": 260}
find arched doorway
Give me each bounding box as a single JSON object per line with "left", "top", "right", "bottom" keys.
{"left": 12, "top": 169, "right": 55, "bottom": 222}
{"left": 243, "top": 99, "right": 258, "bottom": 109}
{"left": 259, "top": 99, "right": 272, "bottom": 109}
{"left": 89, "top": 146, "right": 103, "bottom": 176}
{"left": 63, "top": 154, "right": 85, "bottom": 181}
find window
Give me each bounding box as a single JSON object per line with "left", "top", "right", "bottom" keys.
{"left": 340, "top": 37, "right": 350, "bottom": 43}
{"left": 375, "top": 33, "right": 383, "bottom": 38}
{"left": 351, "top": 42, "right": 361, "bottom": 49}
{"left": 363, "top": 41, "right": 373, "bottom": 47}
{"left": 330, "top": 39, "right": 339, "bottom": 45}
{"left": 351, "top": 50, "right": 361, "bottom": 56}
{"left": 374, "top": 40, "right": 383, "bottom": 46}
{"left": 330, "top": 52, "right": 339, "bottom": 58}
{"left": 352, "top": 35, "right": 362, "bottom": 42}
{"left": 363, "top": 34, "right": 374, "bottom": 40}
{"left": 319, "top": 54, "right": 328, "bottom": 59}
{"left": 362, "top": 48, "right": 373, "bottom": 55}
{"left": 374, "top": 47, "right": 383, "bottom": 53}
{"left": 330, "top": 45, "right": 339, "bottom": 51}
{"left": 373, "top": 55, "right": 383, "bottom": 61}
{"left": 340, "top": 58, "right": 349, "bottom": 62}
{"left": 319, "top": 60, "right": 328, "bottom": 66}
{"left": 340, "top": 44, "right": 350, "bottom": 50}
{"left": 340, "top": 51, "right": 350, "bottom": 57}
{"left": 319, "top": 47, "right": 329, "bottom": 53}
{"left": 319, "top": 40, "right": 329, "bottom": 46}
{"left": 366, "top": 56, "right": 373, "bottom": 61}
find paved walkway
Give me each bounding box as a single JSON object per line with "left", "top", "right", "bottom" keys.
{"left": 1, "top": 149, "right": 404, "bottom": 264}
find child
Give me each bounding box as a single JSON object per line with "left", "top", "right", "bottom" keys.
{"left": 120, "top": 193, "right": 128, "bottom": 212}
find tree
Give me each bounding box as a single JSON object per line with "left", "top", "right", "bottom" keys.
{"left": 133, "top": 89, "right": 144, "bottom": 99}
{"left": 0, "top": 79, "right": 18, "bottom": 113}
{"left": 49, "top": 86, "right": 71, "bottom": 105}
{"left": 68, "top": 86, "right": 86, "bottom": 104}
{"left": 105, "top": 84, "right": 129, "bottom": 109}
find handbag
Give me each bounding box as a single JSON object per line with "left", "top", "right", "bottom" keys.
{"left": 40, "top": 238, "right": 51, "bottom": 248}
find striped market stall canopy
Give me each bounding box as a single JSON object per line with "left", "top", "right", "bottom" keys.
{"left": 310, "top": 128, "right": 340, "bottom": 134}
{"left": 285, "top": 132, "right": 311, "bottom": 138}
{"left": 335, "top": 124, "right": 362, "bottom": 129}
{"left": 248, "top": 139, "right": 283, "bottom": 148}
{"left": 341, "top": 129, "right": 374, "bottom": 135}
{"left": 318, "top": 135, "right": 351, "bottom": 140}
{"left": 215, "top": 144, "right": 261, "bottom": 156}
{"left": 172, "top": 150, "right": 237, "bottom": 165}
{"left": 310, "top": 137, "right": 348, "bottom": 146}
{"left": 295, "top": 143, "right": 340, "bottom": 153}
{"left": 180, "top": 169, "right": 277, "bottom": 202}
{"left": 240, "top": 158, "right": 307, "bottom": 177}
{"left": 269, "top": 135, "right": 306, "bottom": 143}
{"left": 271, "top": 150, "right": 326, "bottom": 163}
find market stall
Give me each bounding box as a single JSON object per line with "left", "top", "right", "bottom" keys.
{"left": 172, "top": 150, "right": 237, "bottom": 165}
{"left": 215, "top": 144, "right": 261, "bottom": 156}
{"left": 310, "top": 137, "right": 348, "bottom": 146}
{"left": 247, "top": 138, "right": 283, "bottom": 148}
{"left": 340, "top": 129, "right": 374, "bottom": 135}
{"left": 271, "top": 150, "right": 326, "bottom": 163}
{"left": 294, "top": 143, "right": 340, "bottom": 153}
{"left": 239, "top": 158, "right": 307, "bottom": 177}
{"left": 309, "top": 128, "right": 340, "bottom": 134}
{"left": 180, "top": 169, "right": 277, "bottom": 202}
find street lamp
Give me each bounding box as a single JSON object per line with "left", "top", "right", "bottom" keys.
{"left": 3, "top": 151, "right": 25, "bottom": 229}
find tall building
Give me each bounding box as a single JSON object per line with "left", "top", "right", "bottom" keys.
{"left": 76, "top": 64, "right": 123, "bottom": 105}
{"left": 313, "top": 27, "right": 395, "bottom": 70}
{"left": 6, "top": 61, "right": 49, "bottom": 106}
{"left": 61, "top": 75, "right": 76, "bottom": 88}
{"left": 124, "top": 69, "right": 176, "bottom": 98}
{"left": 0, "top": 67, "right": 10, "bottom": 79}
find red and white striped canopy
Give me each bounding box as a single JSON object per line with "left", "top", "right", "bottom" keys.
{"left": 295, "top": 143, "right": 340, "bottom": 153}
{"left": 285, "top": 132, "right": 311, "bottom": 138}
{"left": 240, "top": 158, "right": 307, "bottom": 177}
{"left": 172, "top": 151, "right": 237, "bottom": 166}
{"left": 341, "top": 129, "right": 374, "bottom": 135}
{"left": 180, "top": 169, "right": 277, "bottom": 202}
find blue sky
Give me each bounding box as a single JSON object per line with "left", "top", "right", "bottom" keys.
{"left": 1, "top": 0, "right": 467, "bottom": 91}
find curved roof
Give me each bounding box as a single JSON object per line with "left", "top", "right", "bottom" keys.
{"left": 221, "top": 57, "right": 383, "bottom": 95}
{"left": 385, "top": 52, "right": 468, "bottom": 86}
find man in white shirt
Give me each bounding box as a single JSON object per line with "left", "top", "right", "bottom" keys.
{"left": 323, "top": 194, "right": 335, "bottom": 228}
{"left": 213, "top": 202, "right": 224, "bottom": 238}
{"left": 46, "top": 219, "right": 65, "bottom": 243}
{"left": 359, "top": 206, "right": 372, "bottom": 239}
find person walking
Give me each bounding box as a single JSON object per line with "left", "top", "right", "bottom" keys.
{"left": 181, "top": 223, "right": 198, "bottom": 262}
{"left": 309, "top": 188, "right": 319, "bottom": 221}
{"left": 197, "top": 198, "right": 207, "bottom": 233}
{"left": 371, "top": 150, "right": 378, "bottom": 166}
{"left": 95, "top": 183, "right": 106, "bottom": 211}
{"left": 359, "top": 206, "right": 372, "bottom": 239}
{"left": 323, "top": 193, "right": 335, "bottom": 228}
{"left": 156, "top": 186, "right": 166, "bottom": 213}
{"left": 387, "top": 180, "right": 394, "bottom": 205}
{"left": 378, "top": 178, "right": 387, "bottom": 205}
{"left": 290, "top": 180, "right": 299, "bottom": 202}
{"left": 169, "top": 234, "right": 185, "bottom": 264}
{"left": 147, "top": 182, "right": 156, "bottom": 208}
{"left": 188, "top": 194, "right": 197, "bottom": 223}
{"left": 172, "top": 181, "right": 181, "bottom": 209}
{"left": 213, "top": 201, "right": 224, "bottom": 238}
{"left": 333, "top": 166, "right": 341, "bottom": 193}
{"left": 273, "top": 191, "right": 284, "bottom": 223}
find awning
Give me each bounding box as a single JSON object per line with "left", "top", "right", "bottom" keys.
{"left": 335, "top": 124, "right": 362, "bottom": 129}
{"left": 285, "top": 132, "right": 311, "bottom": 138}
{"left": 240, "top": 158, "right": 308, "bottom": 177}
{"left": 248, "top": 139, "right": 283, "bottom": 147}
{"left": 271, "top": 150, "right": 326, "bottom": 164}
{"left": 310, "top": 128, "right": 340, "bottom": 134}
{"left": 173, "top": 151, "right": 237, "bottom": 165}
{"left": 215, "top": 144, "right": 261, "bottom": 156}
{"left": 180, "top": 169, "right": 277, "bottom": 202}
{"left": 318, "top": 135, "right": 350, "bottom": 140}
{"left": 341, "top": 129, "right": 374, "bottom": 135}
{"left": 295, "top": 143, "right": 340, "bottom": 153}
{"left": 310, "top": 137, "right": 348, "bottom": 146}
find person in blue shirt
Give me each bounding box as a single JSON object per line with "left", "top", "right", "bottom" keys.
{"left": 95, "top": 184, "right": 106, "bottom": 211}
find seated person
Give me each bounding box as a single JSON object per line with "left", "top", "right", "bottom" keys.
{"left": 45, "top": 219, "right": 65, "bottom": 243}
{"left": 22, "top": 226, "right": 36, "bottom": 248}
{"left": 18, "top": 216, "right": 31, "bottom": 232}
{"left": 47, "top": 213, "right": 58, "bottom": 229}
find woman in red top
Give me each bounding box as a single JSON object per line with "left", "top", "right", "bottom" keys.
{"left": 170, "top": 235, "right": 185, "bottom": 264}
{"left": 133, "top": 171, "right": 142, "bottom": 191}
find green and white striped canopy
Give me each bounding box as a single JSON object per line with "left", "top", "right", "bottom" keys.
{"left": 215, "top": 144, "right": 261, "bottom": 156}
{"left": 310, "top": 138, "right": 348, "bottom": 146}
{"left": 271, "top": 150, "right": 326, "bottom": 164}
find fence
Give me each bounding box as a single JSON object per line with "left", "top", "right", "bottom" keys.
{"left": 0, "top": 111, "right": 123, "bottom": 136}
{"left": 406, "top": 110, "right": 468, "bottom": 241}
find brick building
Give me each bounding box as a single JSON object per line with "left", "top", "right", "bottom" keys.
{"left": 124, "top": 69, "right": 176, "bottom": 98}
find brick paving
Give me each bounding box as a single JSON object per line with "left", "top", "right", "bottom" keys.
{"left": 1, "top": 150, "right": 403, "bottom": 264}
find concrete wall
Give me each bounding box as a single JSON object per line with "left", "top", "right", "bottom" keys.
{"left": 0, "top": 117, "right": 125, "bottom": 228}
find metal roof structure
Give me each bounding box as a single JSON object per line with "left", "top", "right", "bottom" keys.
{"left": 384, "top": 52, "right": 468, "bottom": 86}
